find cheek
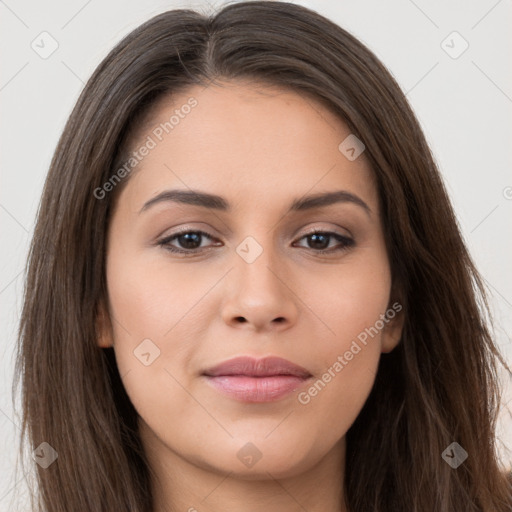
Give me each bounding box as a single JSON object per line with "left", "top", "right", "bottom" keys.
{"left": 295, "top": 345, "right": 379, "bottom": 460}
{"left": 295, "top": 254, "right": 390, "bottom": 422}
{"left": 106, "top": 243, "right": 206, "bottom": 340}
{"left": 104, "top": 243, "right": 207, "bottom": 394}
{"left": 105, "top": 252, "right": 204, "bottom": 427}
{"left": 306, "top": 250, "right": 391, "bottom": 357}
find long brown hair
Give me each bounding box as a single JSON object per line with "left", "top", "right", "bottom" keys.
{"left": 13, "top": 1, "right": 512, "bottom": 510}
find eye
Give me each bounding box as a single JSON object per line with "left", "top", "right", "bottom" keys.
{"left": 293, "top": 230, "right": 355, "bottom": 254}
{"left": 157, "top": 229, "right": 219, "bottom": 254}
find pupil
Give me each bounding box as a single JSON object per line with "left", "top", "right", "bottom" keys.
{"left": 309, "top": 233, "right": 329, "bottom": 249}
{"left": 180, "top": 233, "right": 200, "bottom": 249}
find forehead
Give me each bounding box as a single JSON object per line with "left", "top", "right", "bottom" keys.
{"left": 118, "top": 80, "right": 377, "bottom": 215}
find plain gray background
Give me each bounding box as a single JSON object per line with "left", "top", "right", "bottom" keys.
{"left": 1, "top": 0, "right": 511, "bottom": 509}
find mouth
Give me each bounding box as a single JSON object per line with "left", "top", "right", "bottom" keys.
{"left": 202, "top": 355, "right": 313, "bottom": 403}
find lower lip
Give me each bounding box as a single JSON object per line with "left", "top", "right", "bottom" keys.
{"left": 204, "top": 375, "right": 310, "bottom": 402}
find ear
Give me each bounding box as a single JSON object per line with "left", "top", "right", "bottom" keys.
{"left": 381, "top": 299, "right": 405, "bottom": 354}
{"left": 96, "top": 299, "right": 114, "bottom": 348}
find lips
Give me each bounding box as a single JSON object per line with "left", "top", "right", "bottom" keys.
{"left": 202, "top": 356, "right": 312, "bottom": 403}
{"left": 203, "top": 356, "right": 312, "bottom": 379}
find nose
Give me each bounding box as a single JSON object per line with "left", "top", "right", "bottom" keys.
{"left": 220, "top": 244, "right": 299, "bottom": 333}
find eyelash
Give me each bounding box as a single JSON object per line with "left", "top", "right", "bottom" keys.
{"left": 157, "top": 228, "right": 355, "bottom": 255}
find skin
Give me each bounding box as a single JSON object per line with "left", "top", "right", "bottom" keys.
{"left": 97, "top": 80, "right": 404, "bottom": 512}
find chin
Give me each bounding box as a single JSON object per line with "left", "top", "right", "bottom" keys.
{"left": 197, "top": 438, "right": 317, "bottom": 480}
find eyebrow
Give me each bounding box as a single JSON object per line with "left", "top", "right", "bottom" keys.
{"left": 139, "top": 189, "right": 371, "bottom": 216}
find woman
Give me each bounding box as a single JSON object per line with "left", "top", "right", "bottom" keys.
{"left": 14, "top": 1, "right": 512, "bottom": 511}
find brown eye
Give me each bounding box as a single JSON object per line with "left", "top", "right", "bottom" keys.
{"left": 294, "top": 231, "right": 355, "bottom": 253}
{"left": 157, "top": 230, "right": 218, "bottom": 253}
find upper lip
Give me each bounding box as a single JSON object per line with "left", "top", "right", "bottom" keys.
{"left": 203, "top": 356, "right": 312, "bottom": 378}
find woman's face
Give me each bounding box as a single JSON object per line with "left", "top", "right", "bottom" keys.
{"left": 99, "top": 80, "right": 403, "bottom": 479}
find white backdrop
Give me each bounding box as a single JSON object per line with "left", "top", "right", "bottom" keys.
{"left": 1, "top": 0, "right": 511, "bottom": 509}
